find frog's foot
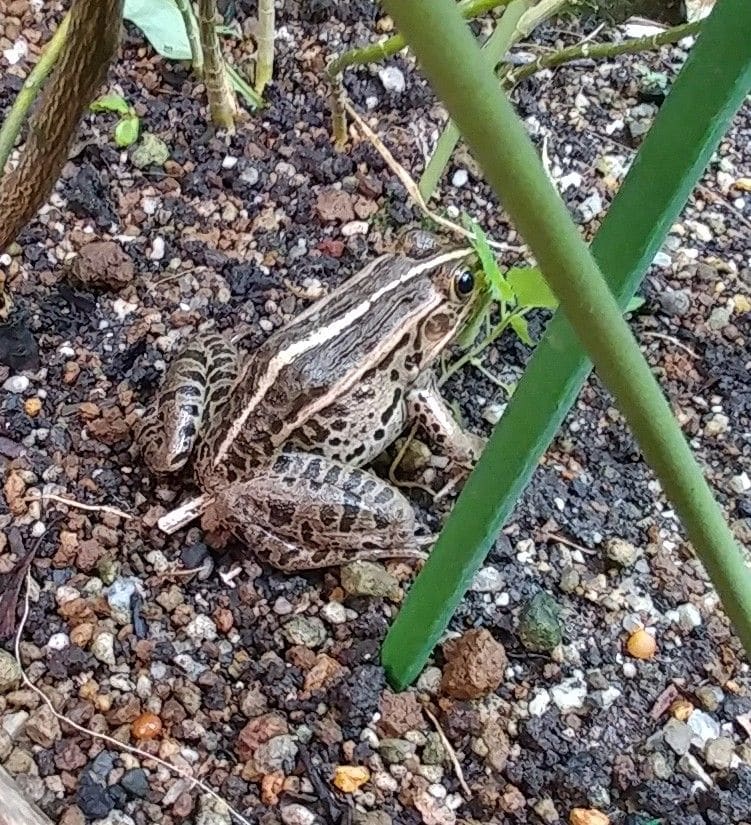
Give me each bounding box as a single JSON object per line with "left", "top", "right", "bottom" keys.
{"left": 406, "top": 381, "right": 485, "bottom": 479}
{"left": 211, "top": 451, "right": 426, "bottom": 572}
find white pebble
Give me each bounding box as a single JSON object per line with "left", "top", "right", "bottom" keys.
{"left": 47, "top": 633, "right": 69, "bottom": 651}
{"left": 378, "top": 66, "right": 406, "bottom": 93}
{"left": 185, "top": 614, "right": 218, "bottom": 644}
{"left": 320, "top": 602, "right": 347, "bottom": 625}
{"left": 149, "top": 237, "right": 166, "bottom": 260}
{"left": 92, "top": 632, "right": 116, "bottom": 667}
{"left": 222, "top": 155, "right": 238, "bottom": 169}
{"left": 451, "top": 169, "right": 468, "bottom": 188}
{"left": 3, "top": 375, "right": 30, "bottom": 393}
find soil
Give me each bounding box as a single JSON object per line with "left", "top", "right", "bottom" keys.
{"left": 1, "top": 3, "right": 750, "bottom": 825}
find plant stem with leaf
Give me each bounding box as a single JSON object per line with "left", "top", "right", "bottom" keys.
{"left": 256, "top": 0, "right": 275, "bottom": 94}
{"left": 197, "top": 0, "right": 238, "bottom": 131}
{"left": 174, "top": 0, "right": 204, "bottom": 73}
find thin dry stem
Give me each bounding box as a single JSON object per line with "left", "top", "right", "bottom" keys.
{"left": 14, "top": 573, "right": 254, "bottom": 825}
{"left": 424, "top": 707, "right": 472, "bottom": 798}
{"left": 343, "top": 99, "right": 522, "bottom": 254}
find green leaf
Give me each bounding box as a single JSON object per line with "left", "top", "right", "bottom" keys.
{"left": 506, "top": 267, "right": 559, "bottom": 309}
{"left": 90, "top": 93, "right": 130, "bottom": 115}
{"left": 123, "top": 0, "right": 192, "bottom": 60}
{"left": 509, "top": 313, "right": 532, "bottom": 345}
{"left": 114, "top": 115, "right": 140, "bottom": 148}
{"left": 626, "top": 295, "right": 645, "bottom": 312}
{"left": 465, "top": 217, "right": 514, "bottom": 302}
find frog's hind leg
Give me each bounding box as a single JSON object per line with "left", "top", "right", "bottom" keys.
{"left": 138, "top": 333, "right": 239, "bottom": 473}
{"left": 210, "top": 451, "right": 427, "bottom": 572}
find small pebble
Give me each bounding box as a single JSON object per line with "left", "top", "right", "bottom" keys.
{"left": 3, "top": 375, "right": 30, "bottom": 393}
{"left": 626, "top": 628, "right": 656, "bottom": 659}
{"left": 378, "top": 66, "right": 405, "bottom": 93}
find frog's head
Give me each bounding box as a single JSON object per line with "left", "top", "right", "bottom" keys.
{"left": 416, "top": 247, "right": 481, "bottom": 362}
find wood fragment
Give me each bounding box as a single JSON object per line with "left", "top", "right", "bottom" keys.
{"left": 0, "top": 765, "right": 54, "bottom": 825}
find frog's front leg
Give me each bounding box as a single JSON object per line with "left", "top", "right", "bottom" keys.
{"left": 406, "top": 376, "right": 485, "bottom": 476}
{"left": 138, "top": 333, "right": 239, "bottom": 473}
{"left": 208, "top": 451, "right": 425, "bottom": 572}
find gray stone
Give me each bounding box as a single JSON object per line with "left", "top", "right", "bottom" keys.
{"left": 518, "top": 592, "right": 562, "bottom": 653}
{"left": 687, "top": 710, "right": 721, "bottom": 748}
{"left": 91, "top": 632, "right": 116, "bottom": 667}
{"left": 282, "top": 616, "right": 326, "bottom": 648}
{"left": 471, "top": 566, "right": 505, "bottom": 593}
{"left": 341, "top": 561, "right": 400, "bottom": 599}
{"left": 106, "top": 577, "right": 140, "bottom": 624}
{"left": 659, "top": 288, "right": 692, "bottom": 317}
{"left": 26, "top": 704, "right": 62, "bottom": 748}
{"left": 280, "top": 804, "right": 319, "bottom": 825}
{"left": 379, "top": 738, "right": 416, "bottom": 764}
{"left": 253, "top": 735, "right": 299, "bottom": 773}
{"left": 678, "top": 753, "right": 712, "bottom": 787}
{"left": 2, "top": 375, "right": 30, "bottom": 393}
{"left": 378, "top": 66, "right": 405, "bottom": 94}
{"left": 605, "top": 537, "right": 641, "bottom": 567}
{"left": 708, "top": 306, "right": 732, "bottom": 330}
{"left": 663, "top": 718, "right": 692, "bottom": 755}
{"left": 131, "top": 133, "right": 170, "bottom": 169}
{"left": 696, "top": 685, "right": 723, "bottom": 712}
{"left": 422, "top": 732, "right": 446, "bottom": 766}
{"left": 195, "top": 794, "right": 232, "bottom": 825}
{"left": 354, "top": 813, "right": 392, "bottom": 825}
{"left": 0, "top": 649, "right": 22, "bottom": 691}
{"left": 704, "top": 737, "right": 735, "bottom": 770}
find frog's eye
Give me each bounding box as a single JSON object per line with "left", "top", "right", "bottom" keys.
{"left": 452, "top": 269, "right": 475, "bottom": 300}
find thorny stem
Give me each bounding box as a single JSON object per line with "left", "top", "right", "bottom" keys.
{"left": 0, "top": 12, "right": 72, "bottom": 177}
{"left": 255, "top": 0, "right": 276, "bottom": 94}
{"left": 174, "top": 0, "right": 204, "bottom": 74}
{"left": 197, "top": 0, "right": 238, "bottom": 131}
{"left": 506, "top": 19, "right": 703, "bottom": 85}
{"left": 328, "top": 0, "right": 512, "bottom": 146}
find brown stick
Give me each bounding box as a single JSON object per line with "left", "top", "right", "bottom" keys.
{"left": 0, "top": 0, "right": 124, "bottom": 253}
{"left": 0, "top": 765, "right": 54, "bottom": 825}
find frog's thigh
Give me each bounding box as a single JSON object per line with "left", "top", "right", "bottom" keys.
{"left": 214, "top": 452, "right": 422, "bottom": 571}
{"left": 406, "top": 380, "right": 485, "bottom": 469}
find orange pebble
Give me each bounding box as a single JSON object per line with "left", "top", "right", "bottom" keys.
{"left": 570, "top": 808, "right": 610, "bottom": 825}
{"left": 24, "top": 398, "right": 42, "bottom": 417}
{"left": 626, "top": 628, "right": 657, "bottom": 660}
{"left": 131, "top": 712, "right": 163, "bottom": 740}
{"left": 333, "top": 765, "right": 370, "bottom": 793}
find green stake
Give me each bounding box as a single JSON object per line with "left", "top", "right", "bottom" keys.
{"left": 381, "top": 0, "right": 751, "bottom": 689}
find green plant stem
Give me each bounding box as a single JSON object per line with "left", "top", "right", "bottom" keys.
{"left": 380, "top": 0, "right": 751, "bottom": 687}
{"left": 225, "top": 63, "right": 264, "bottom": 109}
{"left": 328, "top": 0, "right": 511, "bottom": 146}
{"left": 418, "top": 0, "right": 565, "bottom": 200}
{"left": 506, "top": 19, "right": 703, "bottom": 85}
{"left": 0, "top": 11, "right": 72, "bottom": 177}
{"left": 174, "top": 0, "right": 204, "bottom": 74}
{"left": 327, "top": 0, "right": 511, "bottom": 79}
{"left": 255, "top": 0, "right": 275, "bottom": 94}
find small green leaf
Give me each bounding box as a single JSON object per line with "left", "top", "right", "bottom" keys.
{"left": 509, "top": 313, "right": 533, "bottom": 345}
{"left": 465, "top": 217, "right": 514, "bottom": 303}
{"left": 91, "top": 93, "right": 130, "bottom": 115}
{"left": 506, "top": 267, "right": 559, "bottom": 309}
{"left": 114, "top": 115, "right": 140, "bottom": 148}
{"left": 626, "top": 295, "right": 645, "bottom": 312}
